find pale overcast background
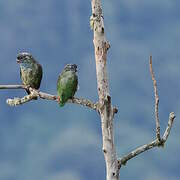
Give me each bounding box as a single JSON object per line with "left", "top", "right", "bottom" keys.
{"left": 0, "top": 0, "right": 180, "bottom": 180}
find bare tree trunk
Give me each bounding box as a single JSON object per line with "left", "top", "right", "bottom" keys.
{"left": 91, "top": 0, "right": 119, "bottom": 179}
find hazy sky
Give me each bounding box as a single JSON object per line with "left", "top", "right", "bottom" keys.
{"left": 0, "top": 1, "right": 179, "bottom": 180}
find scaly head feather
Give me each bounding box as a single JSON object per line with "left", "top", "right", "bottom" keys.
{"left": 63, "top": 64, "right": 77, "bottom": 73}
{"left": 16, "top": 52, "right": 37, "bottom": 67}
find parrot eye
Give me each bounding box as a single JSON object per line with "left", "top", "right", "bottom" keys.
{"left": 74, "top": 64, "right": 77, "bottom": 69}
{"left": 17, "top": 55, "right": 23, "bottom": 60}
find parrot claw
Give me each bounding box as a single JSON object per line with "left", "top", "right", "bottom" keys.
{"left": 57, "top": 96, "right": 60, "bottom": 103}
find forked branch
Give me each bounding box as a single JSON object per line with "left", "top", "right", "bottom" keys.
{"left": 118, "top": 112, "right": 175, "bottom": 168}
{"left": 118, "top": 56, "right": 175, "bottom": 169}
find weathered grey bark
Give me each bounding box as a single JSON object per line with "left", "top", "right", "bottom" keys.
{"left": 90, "top": 1, "right": 175, "bottom": 180}
{"left": 0, "top": 85, "right": 98, "bottom": 109}
{"left": 91, "top": 0, "right": 119, "bottom": 179}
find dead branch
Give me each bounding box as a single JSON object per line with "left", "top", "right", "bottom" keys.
{"left": 118, "top": 112, "right": 175, "bottom": 168}
{"left": 149, "top": 56, "right": 161, "bottom": 141}
{"left": 117, "top": 57, "right": 175, "bottom": 169}
{"left": 0, "top": 84, "right": 98, "bottom": 110}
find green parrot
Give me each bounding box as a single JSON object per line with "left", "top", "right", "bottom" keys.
{"left": 16, "top": 52, "right": 43, "bottom": 94}
{"left": 57, "top": 64, "right": 78, "bottom": 107}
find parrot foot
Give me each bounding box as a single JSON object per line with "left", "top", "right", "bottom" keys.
{"left": 57, "top": 96, "right": 60, "bottom": 103}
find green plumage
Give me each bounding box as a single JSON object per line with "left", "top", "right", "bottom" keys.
{"left": 17, "top": 52, "right": 43, "bottom": 94}
{"left": 57, "top": 64, "right": 78, "bottom": 107}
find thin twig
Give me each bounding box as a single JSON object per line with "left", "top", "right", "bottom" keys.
{"left": 118, "top": 112, "right": 175, "bottom": 169}
{"left": 0, "top": 84, "right": 98, "bottom": 110}
{"left": 149, "top": 56, "right": 161, "bottom": 141}
{"left": 69, "top": 97, "right": 99, "bottom": 111}
{"left": 0, "top": 85, "right": 27, "bottom": 89}
{"left": 162, "top": 112, "right": 175, "bottom": 142}
{"left": 118, "top": 139, "right": 159, "bottom": 168}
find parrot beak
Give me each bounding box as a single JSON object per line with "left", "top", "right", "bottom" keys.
{"left": 16, "top": 58, "right": 20, "bottom": 63}
{"left": 73, "top": 64, "right": 78, "bottom": 72}
{"left": 16, "top": 54, "right": 24, "bottom": 63}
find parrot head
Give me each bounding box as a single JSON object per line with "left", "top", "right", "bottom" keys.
{"left": 16, "top": 52, "right": 35, "bottom": 66}
{"left": 63, "top": 64, "right": 77, "bottom": 72}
